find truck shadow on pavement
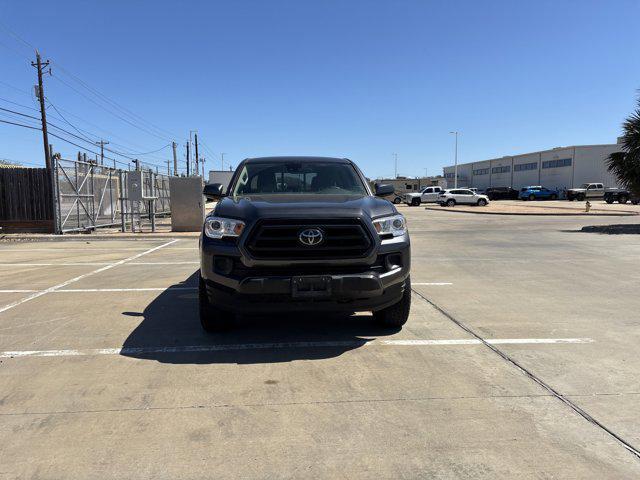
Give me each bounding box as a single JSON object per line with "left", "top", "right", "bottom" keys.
{"left": 120, "top": 271, "right": 400, "bottom": 364}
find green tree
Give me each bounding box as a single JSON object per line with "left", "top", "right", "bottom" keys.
{"left": 607, "top": 98, "right": 640, "bottom": 196}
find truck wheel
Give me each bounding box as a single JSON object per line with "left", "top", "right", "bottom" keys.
{"left": 550, "top": 194, "right": 557, "bottom": 200}
{"left": 605, "top": 198, "right": 614, "bottom": 204}
{"left": 373, "top": 276, "right": 411, "bottom": 328}
{"left": 199, "top": 276, "right": 233, "bottom": 332}
{"left": 618, "top": 196, "right": 628, "bottom": 204}
{"left": 577, "top": 193, "right": 586, "bottom": 201}
{"left": 393, "top": 197, "right": 402, "bottom": 204}
{"left": 528, "top": 194, "right": 536, "bottom": 201}
{"left": 446, "top": 199, "right": 456, "bottom": 207}
{"left": 477, "top": 198, "right": 487, "bottom": 206}
{"left": 411, "top": 198, "right": 421, "bottom": 206}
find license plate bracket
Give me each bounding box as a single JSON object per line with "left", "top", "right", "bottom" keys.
{"left": 291, "top": 276, "right": 332, "bottom": 298}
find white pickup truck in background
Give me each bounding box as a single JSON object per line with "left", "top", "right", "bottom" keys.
{"left": 404, "top": 186, "right": 444, "bottom": 206}
{"left": 566, "top": 183, "right": 622, "bottom": 201}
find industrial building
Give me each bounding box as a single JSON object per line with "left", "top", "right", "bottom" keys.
{"left": 442, "top": 141, "right": 623, "bottom": 192}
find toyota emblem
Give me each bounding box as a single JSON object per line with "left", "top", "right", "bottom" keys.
{"left": 298, "top": 228, "right": 324, "bottom": 246}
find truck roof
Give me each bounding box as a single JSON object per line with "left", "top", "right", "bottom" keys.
{"left": 243, "top": 156, "right": 351, "bottom": 164}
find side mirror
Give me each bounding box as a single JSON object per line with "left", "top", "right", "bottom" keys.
{"left": 374, "top": 183, "right": 395, "bottom": 197}
{"left": 203, "top": 183, "right": 225, "bottom": 200}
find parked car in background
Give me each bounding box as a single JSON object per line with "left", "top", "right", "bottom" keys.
{"left": 604, "top": 189, "right": 637, "bottom": 204}
{"left": 567, "top": 183, "right": 622, "bottom": 201}
{"left": 404, "top": 185, "right": 444, "bottom": 206}
{"left": 437, "top": 189, "right": 489, "bottom": 207}
{"left": 485, "top": 186, "right": 519, "bottom": 200}
{"left": 519, "top": 186, "right": 559, "bottom": 201}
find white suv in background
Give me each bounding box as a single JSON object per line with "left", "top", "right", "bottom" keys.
{"left": 437, "top": 189, "right": 490, "bottom": 207}
{"left": 404, "top": 186, "right": 444, "bottom": 206}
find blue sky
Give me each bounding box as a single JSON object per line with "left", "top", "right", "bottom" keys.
{"left": 1, "top": 0, "right": 639, "bottom": 179}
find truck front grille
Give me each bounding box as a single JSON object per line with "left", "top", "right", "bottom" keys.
{"left": 245, "top": 218, "right": 373, "bottom": 260}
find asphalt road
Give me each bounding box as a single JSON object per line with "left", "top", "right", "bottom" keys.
{"left": 1, "top": 208, "right": 639, "bottom": 479}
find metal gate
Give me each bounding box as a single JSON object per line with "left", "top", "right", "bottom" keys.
{"left": 53, "top": 157, "right": 172, "bottom": 233}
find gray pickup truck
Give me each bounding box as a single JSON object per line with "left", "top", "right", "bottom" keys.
{"left": 566, "top": 183, "right": 623, "bottom": 201}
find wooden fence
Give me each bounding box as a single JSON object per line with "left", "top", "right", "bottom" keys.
{"left": 0, "top": 167, "right": 54, "bottom": 233}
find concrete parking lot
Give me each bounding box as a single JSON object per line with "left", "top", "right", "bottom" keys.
{"left": 1, "top": 209, "right": 640, "bottom": 479}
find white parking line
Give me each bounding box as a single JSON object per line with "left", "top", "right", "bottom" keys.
{"left": 0, "top": 338, "right": 594, "bottom": 358}
{"left": 0, "top": 262, "right": 198, "bottom": 267}
{"left": 413, "top": 282, "right": 453, "bottom": 286}
{"left": 0, "top": 263, "right": 111, "bottom": 267}
{"left": 54, "top": 287, "right": 197, "bottom": 293}
{"left": 0, "top": 247, "right": 168, "bottom": 252}
{"left": 0, "top": 239, "right": 180, "bottom": 315}
{"left": 0, "top": 290, "right": 39, "bottom": 293}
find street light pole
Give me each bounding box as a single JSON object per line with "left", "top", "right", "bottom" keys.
{"left": 393, "top": 153, "right": 398, "bottom": 178}
{"left": 449, "top": 131, "right": 459, "bottom": 188}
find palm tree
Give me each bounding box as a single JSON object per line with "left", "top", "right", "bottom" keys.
{"left": 607, "top": 98, "right": 640, "bottom": 195}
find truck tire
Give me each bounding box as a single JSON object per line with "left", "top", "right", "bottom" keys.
{"left": 618, "top": 195, "right": 628, "bottom": 204}
{"left": 373, "top": 276, "right": 411, "bottom": 328}
{"left": 446, "top": 199, "right": 456, "bottom": 207}
{"left": 550, "top": 194, "right": 557, "bottom": 200}
{"left": 577, "top": 193, "right": 586, "bottom": 201}
{"left": 199, "top": 276, "right": 233, "bottom": 332}
{"left": 477, "top": 198, "right": 487, "bottom": 206}
{"left": 528, "top": 194, "right": 536, "bottom": 201}
{"left": 393, "top": 197, "right": 402, "bottom": 204}
{"left": 605, "top": 197, "right": 614, "bottom": 204}
{"left": 411, "top": 198, "right": 421, "bottom": 206}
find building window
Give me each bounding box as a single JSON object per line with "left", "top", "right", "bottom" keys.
{"left": 491, "top": 166, "right": 511, "bottom": 174}
{"left": 514, "top": 162, "right": 538, "bottom": 171}
{"left": 405, "top": 184, "right": 412, "bottom": 190}
{"left": 542, "top": 158, "right": 572, "bottom": 169}
{"left": 444, "top": 173, "right": 456, "bottom": 179}
{"left": 473, "top": 168, "right": 489, "bottom": 175}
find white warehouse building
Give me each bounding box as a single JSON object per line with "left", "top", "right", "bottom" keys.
{"left": 442, "top": 141, "right": 623, "bottom": 192}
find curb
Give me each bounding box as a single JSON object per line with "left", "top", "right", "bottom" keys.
{"left": 423, "top": 207, "right": 638, "bottom": 217}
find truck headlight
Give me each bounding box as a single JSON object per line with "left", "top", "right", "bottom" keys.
{"left": 372, "top": 214, "right": 406, "bottom": 237}
{"left": 204, "top": 217, "right": 245, "bottom": 239}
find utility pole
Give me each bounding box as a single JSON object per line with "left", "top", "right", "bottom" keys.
{"left": 166, "top": 160, "right": 171, "bottom": 175}
{"left": 194, "top": 133, "right": 199, "bottom": 176}
{"left": 31, "top": 51, "right": 51, "bottom": 171}
{"left": 171, "top": 141, "right": 178, "bottom": 176}
{"left": 393, "top": 153, "right": 398, "bottom": 179}
{"left": 185, "top": 141, "right": 190, "bottom": 176}
{"left": 189, "top": 130, "right": 197, "bottom": 176}
{"left": 201, "top": 158, "right": 205, "bottom": 178}
{"left": 221, "top": 153, "right": 226, "bottom": 171}
{"left": 96, "top": 139, "right": 109, "bottom": 165}
{"left": 133, "top": 159, "right": 140, "bottom": 170}
{"left": 449, "top": 131, "right": 459, "bottom": 188}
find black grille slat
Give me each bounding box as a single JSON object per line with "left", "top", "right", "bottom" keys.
{"left": 246, "top": 218, "right": 373, "bottom": 260}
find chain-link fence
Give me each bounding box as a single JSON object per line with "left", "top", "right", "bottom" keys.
{"left": 53, "top": 157, "right": 173, "bottom": 233}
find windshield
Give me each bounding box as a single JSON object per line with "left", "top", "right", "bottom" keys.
{"left": 231, "top": 162, "right": 368, "bottom": 196}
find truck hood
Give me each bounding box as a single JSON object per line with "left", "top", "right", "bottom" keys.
{"left": 212, "top": 194, "right": 396, "bottom": 220}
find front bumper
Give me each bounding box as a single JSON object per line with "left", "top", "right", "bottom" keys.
{"left": 200, "top": 234, "right": 410, "bottom": 314}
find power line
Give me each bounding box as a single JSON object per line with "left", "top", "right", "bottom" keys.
{"left": 51, "top": 74, "right": 173, "bottom": 143}
{"left": 0, "top": 118, "right": 40, "bottom": 130}
{"left": 51, "top": 61, "right": 181, "bottom": 140}
{"left": 0, "top": 79, "right": 31, "bottom": 96}
{"left": 43, "top": 99, "right": 174, "bottom": 159}
{"left": 0, "top": 96, "right": 39, "bottom": 112}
